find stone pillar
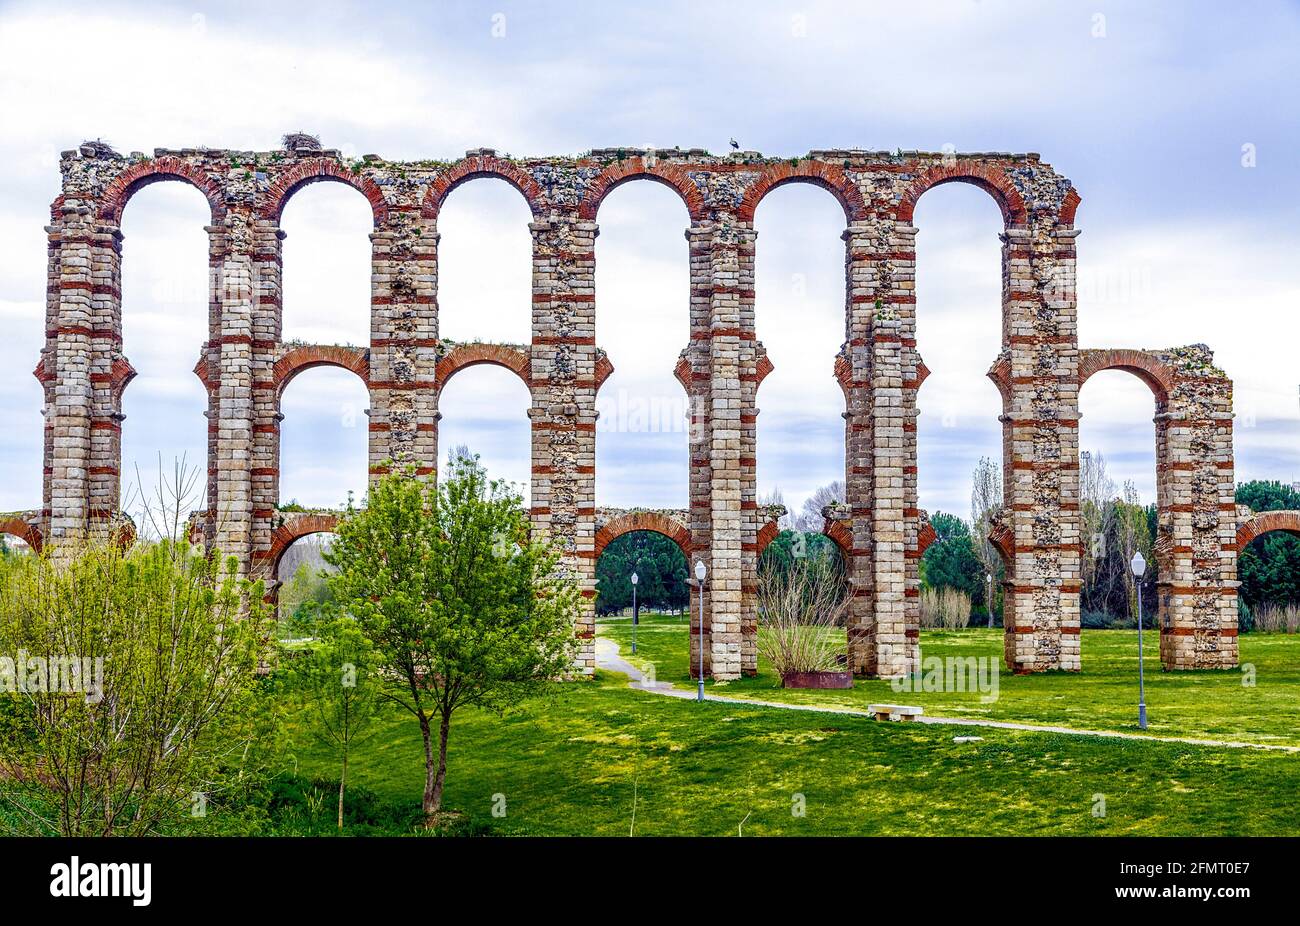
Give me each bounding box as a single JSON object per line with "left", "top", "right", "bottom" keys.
{"left": 999, "top": 217, "right": 1082, "bottom": 672}
{"left": 735, "top": 225, "right": 763, "bottom": 677}
{"left": 248, "top": 221, "right": 283, "bottom": 571}
{"left": 684, "top": 224, "right": 714, "bottom": 678}
{"left": 700, "top": 219, "right": 746, "bottom": 681}
{"left": 85, "top": 222, "right": 126, "bottom": 535}
{"left": 1156, "top": 348, "right": 1238, "bottom": 669}
{"left": 840, "top": 222, "right": 883, "bottom": 674}
{"left": 371, "top": 206, "right": 439, "bottom": 479}
{"left": 208, "top": 210, "right": 256, "bottom": 572}
{"left": 529, "top": 214, "right": 599, "bottom": 676}
{"left": 867, "top": 224, "right": 914, "bottom": 679}
{"left": 42, "top": 201, "right": 99, "bottom": 549}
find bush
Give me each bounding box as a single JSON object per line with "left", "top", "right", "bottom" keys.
{"left": 920, "top": 586, "right": 971, "bottom": 629}
{"left": 1254, "top": 603, "right": 1300, "bottom": 634}
{"left": 756, "top": 551, "right": 848, "bottom": 675}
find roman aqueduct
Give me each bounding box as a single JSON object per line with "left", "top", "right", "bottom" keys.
{"left": 10, "top": 135, "right": 1300, "bottom": 679}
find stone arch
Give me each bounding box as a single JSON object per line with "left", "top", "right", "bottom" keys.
{"left": 261, "top": 158, "right": 388, "bottom": 227}
{"left": 272, "top": 345, "right": 370, "bottom": 401}
{"left": 1078, "top": 348, "right": 1175, "bottom": 405}
{"left": 578, "top": 158, "right": 705, "bottom": 221}
{"left": 421, "top": 155, "right": 544, "bottom": 221}
{"left": 1237, "top": 511, "right": 1300, "bottom": 549}
{"left": 99, "top": 156, "right": 226, "bottom": 224}
{"left": 895, "top": 161, "right": 1030, "bottom": 227}
{"left": 594, "top": 510, "right": 692, "bottom": 559}
{"left": 0, "top": 517, "right": 42, "bottom": 553}
{"left": 264, "top": 513, "right": 340, "bottom": 578}
{"left": 435, "top": 343, "right": 532, "bottom": 391}
{"left": 737, "top": 160, "right": 869, "bottom": 223}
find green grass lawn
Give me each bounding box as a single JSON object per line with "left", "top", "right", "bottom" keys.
{"left": 283, "top": 624, "right": 1300, "bottom": 835}
{"left": 601, "top": 616, "right": 1300, "bottom": 747}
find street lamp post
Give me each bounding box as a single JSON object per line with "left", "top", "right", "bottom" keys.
{"left": 694, "top": 560, "right": 707, "bottom": 702}
{"left": 986, "top": 572, "right": 994, "bottom": 628}
{"left": 630, "top": 571, "right": 639, "bottom": 655}
{"left": 1131, "top": 550, "right": 1148, "bottom": 730}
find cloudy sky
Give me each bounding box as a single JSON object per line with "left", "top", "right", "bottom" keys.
{"left": 0, "top": 0, "right": 1296, "bottom": 527}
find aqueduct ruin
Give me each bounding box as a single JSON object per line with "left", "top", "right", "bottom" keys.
{"left": 13, "top": 134, "right": 1290, "bottom": 679}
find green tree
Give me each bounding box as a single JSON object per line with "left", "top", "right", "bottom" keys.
{"left": 921, "top": 512, "right": 985, "bottom": 602}
{"left": 324, "top": 457, "right": 579, "bottom": 821}
{"left": 595, "top": 530, "right": 689, "bottom": 616}
{"left": 0, "top": 539, "right": 274, "bottom": 836}
{"left": 286, "top": 615, "right": 380, "bottom": 831}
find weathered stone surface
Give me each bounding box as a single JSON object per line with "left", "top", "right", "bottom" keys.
{"left": 25, "top": 140, "right": 1247, "bottom": 677}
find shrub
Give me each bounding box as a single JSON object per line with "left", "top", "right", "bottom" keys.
{"left": 1254, "top": 603, "right": 1300, "bottom": 634}
{"left": 920, "top": 586, "right": 971, "bottom": 629}
{"left": 756, "top": 551, "right": 849, "bottom": 676}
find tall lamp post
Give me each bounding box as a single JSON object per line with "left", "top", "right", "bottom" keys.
{"left": 1131, "top": 550, "right": 1148, "bottom": 730}
{"left": 986, "top": 572, "right": 994, "bottom": 628}
{"left": 694, "top": 559, "right": 707, "bottom": 702}
{"left": 630, "top": 570, "right": 639, "bottom": 655}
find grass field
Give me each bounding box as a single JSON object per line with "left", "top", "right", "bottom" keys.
{"left": 602, "top": 616, "right": 1300, "bottom": 747}
{"left": 282, "top": 618, "right": 1300, "bottom": 835}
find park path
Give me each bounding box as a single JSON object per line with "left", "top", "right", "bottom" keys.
{"left": 594, "top": 637, "right": 1300, "bottom": 754}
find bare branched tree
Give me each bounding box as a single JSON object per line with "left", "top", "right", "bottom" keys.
{"left": 794, "top": 480, "right": 845, "bottom": 532}
{"left": 970, "top": 456, "right": 1003, "bottom": 624}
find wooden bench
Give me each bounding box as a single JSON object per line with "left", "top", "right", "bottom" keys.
{"left": 867, "top": 703, "right": 924, "bottom": 722}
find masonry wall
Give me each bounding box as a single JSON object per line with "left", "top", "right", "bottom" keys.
{"left": 32, "top": 137, "right": 1242, "bottom": 676}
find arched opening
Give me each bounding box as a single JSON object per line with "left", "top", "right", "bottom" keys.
{"left": 753, "top": 184, "right": 847, "bottom": 527}
{"left": 280, "top": 183, "right": 372, "bottom": 346}
{"left": 0, "top": 531, "right": 35, "bottom": 557}
{"left": 118, "top": 182, "right": 211, "bottom": 518}
{"left": 274, "top": 531, "right": 339, "bottom": 630}
{"left": 279, "top": 367, "right": 369, "bottom": 510}
{"left": 593, "top": 518, "right": 692, "bottom": 678}
{"left": 1078, "top": 370, "right": 1159, "bottom": 634}
{"left": 593, "top": 181, "right": 690, "bottom": 509}
{"left": 755, "top": 528, "right": 851, "bottom": 675}
{"left": 437, "top": 364, "right": 531, "bottom": 503}
{"left": 436, "top": 178, "right": 533, "bottom": 344}
{"left": 912, "top": 184, "right": 1006, "bottom": 654}
{"left": 1236, "top": 501, "right": 1300, "bottom": 632}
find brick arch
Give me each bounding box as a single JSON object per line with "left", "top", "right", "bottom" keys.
{"left": 1237, "top": 511, "right": 1300, "bottom": 550}
{"left": 0, "top": 517, "right": 42, "bottom": 553}
{"left": 435, "top": 342, "right": 531, "bottom": 391}
{"left": 99, "top": 156, "right": 227, "bottom": 224}
{"left": 594, "top": 511, "right": 692, "bottom": 559}
{"left": 1078, "top": 348, "right": 1174, "bottom": 405}
{"left": 737, "top": 160, "right": 869, "bottom": 223}
{"left": 916, "top": 517, "right": 938, "bottom": 558}
{"left": 988, "top": 520, "right": 1015, "bottom": 566}
{"left": 273, "top": 345, "right": 369, "bottom": 401}
{"left": 261, "top": 158, "right": 388, "bottom": 227}
{"left": 266, "top": 514, "right": 339, "bottom": 577}
{"left": 105, "top": 357, "right": 137, "bottom": 405}
{"left": 578, "top": 158, "right": 706, "bottom": 221}
{"left": 895, "top": 161, "right": 1029, "bottom": 227}
{"left": 755, "top": 520, "right": 781, "bottom": 558}
{"left": 421, "top": 155, "right": 544, "bottom": 221}
{"left": 821, "top": 518, "right": 854, "bottom": 558}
